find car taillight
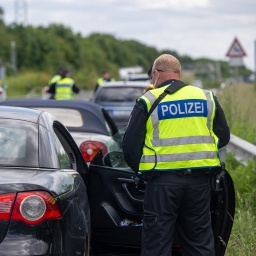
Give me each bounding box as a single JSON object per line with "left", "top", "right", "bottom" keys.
{"left": 0, "top": 193, "right": 16, "bottom": 220}
{"left": 80, "top": 141, "right": 108, "bottom": 162}
{"left": 12, "top": 191, "right": 61, "bottom": 225}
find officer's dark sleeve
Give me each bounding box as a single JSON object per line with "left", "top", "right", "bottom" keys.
{"left": 213, "top": 96, "right": 230, "bottom": 148}
{"left": 48, "top": 83, "right": 56, "bottom": 94}
{"left": 94, "top": 84, "right": 99, "bottom": 92}
{"left": 73, "top": 83, "right": 80, "bottom": 94}
{"left": 123, "top": 101, "right": 147, "bottom": 173}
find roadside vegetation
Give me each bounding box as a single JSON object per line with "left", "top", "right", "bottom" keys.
{"left": 218, "top": 82, "right": 256, "bottom": 255}
{"left": 217, "top": 82, "right": 256, "bottom": 145}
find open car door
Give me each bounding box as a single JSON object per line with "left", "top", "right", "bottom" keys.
{"left": 88, "top": 131, "right": 235, "bottom": 256}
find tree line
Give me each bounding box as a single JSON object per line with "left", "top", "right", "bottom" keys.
{"left": 0, "top": 6, "right": 252, "bottom": 91}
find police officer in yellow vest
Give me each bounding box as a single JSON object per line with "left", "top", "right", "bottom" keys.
{"left": 48, "top": 68, "right": 80, "bottom": 100}
{"left": 123, "top": 54, "right": 230, "bottom": 256}
{"left": 94, "top": 71, "right": 114, "bottom": 92}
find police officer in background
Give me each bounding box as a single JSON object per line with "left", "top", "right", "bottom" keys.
{"left": 123, "top": 54, "right": 230, "bottom": 256}
{"left": 48, "top": 67, "right": 80, "bottom": 100}
{"left": 94, "top": 70, "right": 114, "bottom": 92}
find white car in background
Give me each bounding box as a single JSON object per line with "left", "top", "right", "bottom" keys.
{"left": 0, "top": 86, "right": 7, "bottom": 101}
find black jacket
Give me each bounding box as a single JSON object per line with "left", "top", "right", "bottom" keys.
{"left": 122, "top": 79, "right": 230, "bottom": 173}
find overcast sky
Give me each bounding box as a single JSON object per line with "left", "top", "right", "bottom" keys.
{"left": 1, "top": 0, "right": 256, "bottom": 71}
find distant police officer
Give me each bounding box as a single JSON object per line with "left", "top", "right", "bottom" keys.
{"left": 94, "top": 71, "right": 114, "bottom": 92}
{"left": 123, "top": 54, "right": 230, "bottom": 256}
{"left": 48, "top": 67, "right": 80, "bottom": 100}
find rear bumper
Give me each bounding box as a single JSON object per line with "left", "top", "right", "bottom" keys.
{"left": 0, "top": 220, "right": 62, "bottom": 255}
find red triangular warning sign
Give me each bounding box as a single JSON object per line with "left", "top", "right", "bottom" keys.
{"left": 226, "top": 37, "right": 246, "bottom": 57}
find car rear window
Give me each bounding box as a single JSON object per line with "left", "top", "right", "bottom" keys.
{"left": 95, "top": 87, "right": 145, "bottom": 102}
{"left": 0, "top": 119, "right": 38, "bottom": 167}
{"left": 35, "top": 108, "right": 83, "bottom": 127}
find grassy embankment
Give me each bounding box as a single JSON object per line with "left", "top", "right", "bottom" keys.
{"left": 217, "top": 83, "right": 256, "bottom": 255}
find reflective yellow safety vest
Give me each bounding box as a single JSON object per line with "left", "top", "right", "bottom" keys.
{"left": 97, "top": 77, "right": 115, "bottom": 86}
{"left": 138, "top": 84, "right": 220, "bottom": 172}
{"left": 55, "top": 77, "right": 75, "bottom": 100}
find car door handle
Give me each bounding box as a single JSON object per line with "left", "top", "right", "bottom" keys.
{"left": 118, "top": 178, "right": 144, "bottom": 204}
{"left": 121, "top": 183, "right": 144, "bottom": 204}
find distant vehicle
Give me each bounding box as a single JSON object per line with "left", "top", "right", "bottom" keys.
{"left": 191, "top": 79, "right": 203, "bottom": 88}
{"left": 42, "top": 85, "right": 53, "bottom": 99}
{"left": 91, "top": 81, "right": 149, "bottom": 129}
{"left": 127, "top": 73, "right": 149, "bottom": 82}
{"left": 0, "top": 106, "right": 90, "bottom": 255}
{"left": 0, "top": 86, "right": 7, "bottom": 101}
{"left": 0, "top": 100, "right": 119, "bottom": 163}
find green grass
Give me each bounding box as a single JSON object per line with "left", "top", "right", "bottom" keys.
{"left": 217, "top": 83, "right": 256, "bottom": 144}
{"left": 225, "top": 154, "right": 256, "bottom": 255}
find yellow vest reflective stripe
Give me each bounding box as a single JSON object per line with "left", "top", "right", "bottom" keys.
{"left": 55, "top": 78, "right": 74, "bottom": 100}
{"left": 138, "top": 84, "right": 220, "bottom": 172}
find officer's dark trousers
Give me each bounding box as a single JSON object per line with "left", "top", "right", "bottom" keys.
{"left": 141, "top": 171, "right": 214, "bottom": 256}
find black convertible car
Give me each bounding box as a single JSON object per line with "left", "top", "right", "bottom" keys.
{"left": 0, "top": 106, "right": 235, "bottom": 256}
{"left": 0, "top": 106, "right": 90, "bottom": 255}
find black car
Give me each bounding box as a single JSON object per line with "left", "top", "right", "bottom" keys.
{"left": 91, "top": 81, "right": 149, "bottom": 129}
{"left": 0, "top": 106, "right": 90, "bottom": 255}
{"left": 0, "top": 106, "right": 235, "bottom": 256}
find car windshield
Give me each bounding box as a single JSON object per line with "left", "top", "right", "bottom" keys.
{"left": 95, "top": 87, "right": 145, "bottom": 102}
{"left": 0, "top": 119, "right": 38, "bottom": 167}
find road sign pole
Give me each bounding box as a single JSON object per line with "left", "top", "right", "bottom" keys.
{"left": 254, "top": 40, "right": 256, "bottom": 79}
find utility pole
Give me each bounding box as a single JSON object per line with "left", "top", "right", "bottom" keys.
{"left": 15, "top": 0, "right": 27, "bottom": 25}
{"left": 10, "top": 41, "right": 17, "bottom": 76}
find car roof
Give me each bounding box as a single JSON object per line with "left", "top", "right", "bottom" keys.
{"left": 0, "top": 100, "right": 111, "bottom": 135}
{"left": 0, "top": 105, "right": 42, "bottom": 123}
{"left": 99, "top": 80, "right": 149, "bottom": 87}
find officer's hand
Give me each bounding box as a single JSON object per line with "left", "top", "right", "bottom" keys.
{"left": 134, "top": 176, "right": 146, "bottom": 190}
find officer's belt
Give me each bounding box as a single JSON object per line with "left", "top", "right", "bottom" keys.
{"left": 141, "top": 168, "right": 212, "bottom": 180}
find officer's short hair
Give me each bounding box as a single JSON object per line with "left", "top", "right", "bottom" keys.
{"left": 154, "top": 54, "right": 181, "bottom": 74}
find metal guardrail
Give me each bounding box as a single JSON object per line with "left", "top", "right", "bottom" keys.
{"left": 226, "top": 133, "right": 256, "bottom": 164}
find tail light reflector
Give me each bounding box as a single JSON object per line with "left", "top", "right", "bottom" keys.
{"left": 0, "top": 193, "right": 16, "bottom": 220}
{"left": 80, "top": 141, "right": 108, "bottom": 162}
{"left": 12, "top": 191, "right": 61, "bottom": 225}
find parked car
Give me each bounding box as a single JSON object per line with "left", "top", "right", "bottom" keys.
{"left": 0, "top": 85, "right": 7, "bottom": 101}
{"left": 0, "top": 99, "right": 119, "bottom": 163}
{"left": 127, "top": 73, "right": 149, "bottom": 82}
{"left": 0, "top": 106, "right": 235, "bottom": 255}
{"left": 0, "top": 106, "right": 90, "bottom": 255}
{"left": 88, "top": 130, "right": 235, "bottom": 256}
{"left": 91, "top": 81, "right": 149, "bottom": 129}
{"left": 42, "top": 85, "right": 53, "bottom": 99}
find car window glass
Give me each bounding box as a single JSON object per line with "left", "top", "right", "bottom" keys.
{"left": 52, "top": 133, "right": 72, "bottom": 169}
{"left": 95, "top": 87, "right": 145, "bottom": 102}
{"left": 0, "top": 120, "right": 38, "bottom": 167}
{"left": 0, "top": 127, "right": 26, "bottom": 158}
{"left": 35, "top": 108, "right": 83, "bottom": 127}
{"left": 39, "top": 125, "right": 59, "bottom": 168}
